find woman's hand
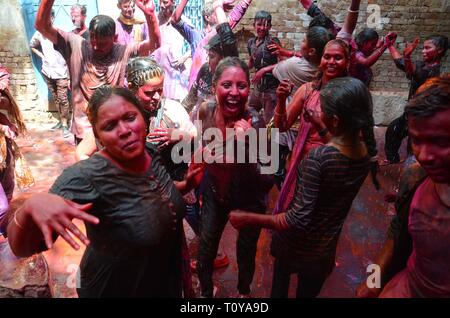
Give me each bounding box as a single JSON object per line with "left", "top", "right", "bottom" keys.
{"left": 403, "top": 38, "right": 419, "bottom": 58}
{"left": 148, "top": 127, "right": 184, "bottom": 148}
{"left": 276, "top": 79, "right": 294, "bottom": 103}
{"left": 385, "top": 32, "right": 397, "bottom": 47}
{"left": 22, "top": 193, "right": 98, "bottom": 250}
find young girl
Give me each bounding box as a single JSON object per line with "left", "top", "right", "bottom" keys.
{"left": 230, "top": 77, "right": 376, "bottom": 298}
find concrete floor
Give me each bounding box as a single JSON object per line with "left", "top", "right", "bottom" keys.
{"left": 0, "top": 122, "right": 408, "bottom": 298}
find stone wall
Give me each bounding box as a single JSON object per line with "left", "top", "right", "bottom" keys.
{"left": 0, "top": 0, "right": 43, "bottom": 119}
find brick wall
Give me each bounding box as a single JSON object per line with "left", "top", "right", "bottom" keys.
{"left": 0, "top": 0, "right": 43, "bottom": 117}
{"left": 233, "top": 0, "right": 450, "bottom": 92}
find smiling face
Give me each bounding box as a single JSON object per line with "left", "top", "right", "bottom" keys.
{"left": 320, "top": 43, "right": 348, "bottom": 80}
{"left": 94, "top": 94, "right": 147, "bottom": 163}
{"left": 254, "top": 19, "right": 271, "bottom": 39}
{"left": 118, "top": 0, "right": 135, "bottom": 19}
{"left": 408, "top": 108, "right": 450, "bottom": 184}
{"left": 214, "top": 66, "right": 250, "bottom": 120}
{"left": 135, "top": 75, "right": 164, "bottom": 113}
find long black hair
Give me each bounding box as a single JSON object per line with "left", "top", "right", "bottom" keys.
{"left": 320, "top": 77, "right": 380, "bottom": 189}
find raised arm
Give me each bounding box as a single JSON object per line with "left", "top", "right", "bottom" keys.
{"left": 228, "top": 0, "right": 253, "bottom": 29}
{"left": 274, "top": 82, "right": 307, "bottom": 132}
{"left": 136, "top": 0, "right": 161, "bottom": 56}
{"left": 354, "top": 32, "right": 397, "bottom": 68}
{"left": 340, "top": 0, "right": 361, "bottom": 37}
{"left": 35, "top": 0, "right": 58, "bottom": 44}
{"left": 172, "top": 0, "right": 188, "bottom": 24}
{"left": 403, "top": 38, "right": 419, "bottom": 76}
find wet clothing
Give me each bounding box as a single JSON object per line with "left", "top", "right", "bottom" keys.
{"left": 385, "top": 59, "right": 442, "bottom": 162}
{"left": 196, "top": 101, "right": 273, "bottom": 297}
{"left": 381, "top": 177, "right": 450, "bottom": 297}
{"left": 49, "top": 145, "right": 187, "bottom": 297}
{"left": 247, "top": 36, "right": 280, "bottom": 92}
{"left": 54, "top": 30, "right": 139, "bottom": 139}
{"left": 271, "top": 145, "right": 370, "bottom": 297}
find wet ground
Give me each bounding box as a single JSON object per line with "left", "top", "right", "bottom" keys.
{"left": 0, "top": 119, "right": 408, "bottom": 298}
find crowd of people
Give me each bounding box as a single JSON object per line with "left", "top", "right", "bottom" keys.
{"left": 0, "top": 0, "right": 448, "bottom": 298}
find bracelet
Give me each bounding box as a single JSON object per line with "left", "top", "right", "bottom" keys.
{"left": 318, "top": 127, "right": 329, "bottom": 137}
{"left": 347, "top": 8, "right": 359, "bottom": 13}
{"left": 13, "top": 209, "right": 25, "bottom": 230}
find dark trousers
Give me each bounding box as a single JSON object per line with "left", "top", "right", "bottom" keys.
{"left": 197, "top": 184, "right": 264, "bottom": 297}
{"left": 385, "top": 113, "right": 408, "bottom": 163}
{"left": 271, "top": 258, "right": 333, "bottom": 298}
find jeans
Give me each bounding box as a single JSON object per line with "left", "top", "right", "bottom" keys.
{"left": 196, "top": 181, "right": 265, "bottom": 297}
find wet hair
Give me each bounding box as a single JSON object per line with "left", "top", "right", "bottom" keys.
{"left": 126, "top": 57, "right": 165, "bottom": 91}
{"left": 320, "top": 77, "right": 380, "bottom": 189}
{"left": 89, "top": 15, "right": 116, "bottom": 37}
{"left": 355, "top": 28, "right": 379, "bottom": 51}
{"left": 405, "top": 75, "right": 450, "bottom": 119}
{"left": 425, "top": 35, "right": 449, "bottom": 58}
{"left": 212, "top": 57, "right": 250, "bottom": 88}
{"left": 87, "top": 85, "right": 149, "bottom": 129}
{"left": 306, "top": 26, "right": 334, "bottom": 61}
{"left": 71, "top": 4, "right": 87, "bottom": 16}
{"left": 309, "top": 14, "right": 334, "bottom": 32}
{"left": 254, "top": 11, "right": 272, "bottom": 24}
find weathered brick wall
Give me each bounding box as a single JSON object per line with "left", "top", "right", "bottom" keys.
{"left": 0, "top": 0, "right": 43, "bottom": 117}
{"left": 233, "top": 0, "right": 450, "bottom": 92}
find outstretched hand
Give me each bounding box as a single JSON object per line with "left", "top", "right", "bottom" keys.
{"left": 135, "top": 0, "right": 155, "bottom": 16}
{"left": 385, "top": 32, "right": 397, "bottom": 47}
{"left": 23, "top": 193, "right": 98, "bottom": 250}
{"left": 403, "top": 37, "right": 419, "bottom": 58}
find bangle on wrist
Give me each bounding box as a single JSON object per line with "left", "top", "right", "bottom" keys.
{"left": 347, "top": 8, "right": 359, "bottom": 13}
{"left": 318, "top": 127, "right": 329, "bottom": 137}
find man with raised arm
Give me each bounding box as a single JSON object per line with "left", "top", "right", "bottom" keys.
{"left": 35, "top": 0, "right": 161, "bottom": 144}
